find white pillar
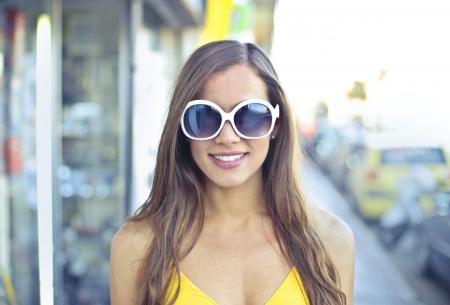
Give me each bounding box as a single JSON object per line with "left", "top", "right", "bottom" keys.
{"left": 36, "top": 14, "right": 55, "bottom": 305}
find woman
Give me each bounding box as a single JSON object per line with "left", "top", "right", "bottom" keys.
{"left": 110, "top": 40, "right": 355, "bottom": 305}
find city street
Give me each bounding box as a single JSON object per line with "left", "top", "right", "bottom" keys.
{"left": 301, "top": 161, "right": 450, "bottom": 305}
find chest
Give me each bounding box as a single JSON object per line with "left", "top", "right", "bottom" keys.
{"left": 178, "top": 229, "right": 293, "bottom": 305}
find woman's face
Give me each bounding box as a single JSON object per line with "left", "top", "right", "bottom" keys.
{"left": 189, "top": 64, "right": 277, "bottom": 189}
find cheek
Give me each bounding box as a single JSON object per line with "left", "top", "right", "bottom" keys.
{"left": 250, "top": 139, "right": 271, "bottom": 164}
{"left": 257, "top": 138, "right": 271, "bottom": 154}
{"left": 189, "top": 141, "right": 206, "bottom": 166}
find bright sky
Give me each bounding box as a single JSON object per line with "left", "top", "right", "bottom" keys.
{"left": 271, "top": 0, "right": 450, "bottom": 147}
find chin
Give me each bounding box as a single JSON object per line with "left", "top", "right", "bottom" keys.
{"left": 205, "top": 168, "right": 262, "bottom": 189}
{"left": 206, "top": 175, "right": 248, "bottom": 189}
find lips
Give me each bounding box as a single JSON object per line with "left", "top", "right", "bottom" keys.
{"left": 210, "top": 151, "right": 247, "bottom": 157}
{"left": 209, "top": 152, "right": 248, "bottom": 169}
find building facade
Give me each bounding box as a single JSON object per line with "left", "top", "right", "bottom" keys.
{"left": 0, "top": 0, "right": 274, "bottom": 304}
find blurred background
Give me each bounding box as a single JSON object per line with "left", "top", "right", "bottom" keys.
{"left": 0, "top": 0, "right": 449, "bottom": 305}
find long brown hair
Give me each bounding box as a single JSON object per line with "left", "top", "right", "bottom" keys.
{"left": 130, "top": 40, "right": 346, "bottom": 305}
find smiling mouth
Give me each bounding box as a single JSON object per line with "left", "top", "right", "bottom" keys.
{"left": 210, "top": 153, "right": 248, "bottom": 162}
{"left": 209, "top": 153, "right": 248, "bottom": 162}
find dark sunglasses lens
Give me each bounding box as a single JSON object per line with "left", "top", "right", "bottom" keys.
{"left": 183, "top": 104, "right": 222, "bottom": 138}
{"left": 235, "top": 103, "right": 273, "bottom": 137}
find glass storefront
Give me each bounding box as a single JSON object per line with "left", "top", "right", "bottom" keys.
{"left": 58, "top": 1, "right": 128, "bottom": 304}
{"left": 0, "top": 0, "right": 205, "bottom": 304}
{"left": 0, "top": 1, "right": 51, "bottom": 305}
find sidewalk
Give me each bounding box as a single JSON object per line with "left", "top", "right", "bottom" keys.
{"left": 301, "top": 162, "right": 423, "bottom": 305}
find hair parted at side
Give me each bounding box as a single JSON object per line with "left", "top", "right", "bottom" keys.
{"left": 130, "top": 40, "right": 346, "bottom": 305}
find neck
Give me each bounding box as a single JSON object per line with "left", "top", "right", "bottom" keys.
{"left": 203, "top": 171, "right": 267, "bottom": 226}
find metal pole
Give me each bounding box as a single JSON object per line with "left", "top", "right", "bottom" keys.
{"left": 36, "top": 14, "right": 54, "bottom": 305}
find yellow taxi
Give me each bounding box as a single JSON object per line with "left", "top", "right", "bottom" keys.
{"left": 347, "top": 131, "right": 450, "bottom": 221}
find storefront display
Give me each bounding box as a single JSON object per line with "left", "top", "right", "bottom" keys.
{"left": 59, "top": 3, "right": 127, "bottom": 304}
{"left": 0, "top": 0, "right": 206, "bottom": 304}
{"left": 0, "top": 1, "right": 51, "bottom": 305}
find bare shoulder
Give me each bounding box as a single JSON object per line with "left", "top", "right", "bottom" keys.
{"left": 112, "top": 217, "right": 155, "bottom": 254}
{"left": 309, "top": 207, "right": 354, "bottom": 248}
{"left": 309, "top": 208, "right": 355, "bottom": 305}
{"left": 110, "top": 218, "right": 154, "bottom": 305}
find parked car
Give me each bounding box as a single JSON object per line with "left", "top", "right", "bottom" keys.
{"left": 376, "top": 167, "right": 437, "bottom": 249}
{"left": 412, "top": 190, "right": 450, "bottom": 287}
{"left": 347, "top": 131, "right": 449, "bottom": 221}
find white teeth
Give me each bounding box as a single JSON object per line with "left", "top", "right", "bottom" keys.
{"left": 213, "top": 154, "right": 245, "bottom": 162}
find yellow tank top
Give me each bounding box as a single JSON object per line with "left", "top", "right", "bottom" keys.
{"left": 165, "top": 267, "right": 310, "bottom": 305}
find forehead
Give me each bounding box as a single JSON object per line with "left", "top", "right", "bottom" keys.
{"left": 200, "top": 64, "right": 268, "bottom": 111}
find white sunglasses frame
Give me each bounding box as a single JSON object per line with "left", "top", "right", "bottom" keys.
{"left": 180, "top": 99, "right": 280, "bottom": 141}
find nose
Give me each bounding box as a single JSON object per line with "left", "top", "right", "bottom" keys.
{"left": 214, "top": 121, "right": 240, "bottom": 145}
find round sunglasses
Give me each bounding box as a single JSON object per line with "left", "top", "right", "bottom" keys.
{"left": 180, "top": 99, "right": 280, "bottom": 140}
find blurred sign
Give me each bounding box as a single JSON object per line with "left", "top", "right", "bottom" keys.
{"left": 200, "top": 0, "right": 255, "bottom": 44}
{"left": 200, "top": 0, "right": 234, "bottom": 44}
